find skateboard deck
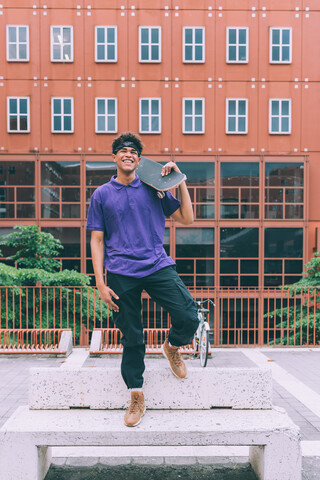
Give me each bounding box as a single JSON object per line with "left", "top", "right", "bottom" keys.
{"left": 136, "top": 157, "right": 186, "bottom": 198}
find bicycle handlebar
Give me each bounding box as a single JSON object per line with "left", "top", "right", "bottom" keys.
{"left": 196, "top": 299, "right": 215, "bottom": 307}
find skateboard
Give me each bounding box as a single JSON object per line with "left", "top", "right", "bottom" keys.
{"left": 136, "top": 156, "right": 186, "bottom": 198}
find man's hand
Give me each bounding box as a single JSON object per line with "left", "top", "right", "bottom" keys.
{"left": 161, "top": 161, "right": 181, "bottom": 176}
{"left": 97, "top": 284, "right": 119, "bottom": 312}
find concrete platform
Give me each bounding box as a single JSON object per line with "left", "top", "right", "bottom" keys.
{"left": 29, "top": 367, "right": 272, "bottom": 410}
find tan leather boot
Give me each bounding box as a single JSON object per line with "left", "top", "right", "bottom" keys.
{"left": 161, "top": 337, "right": 187, "bottom": 379}
{"left": 124, "top": 391, "right": 146, "bottom": 427}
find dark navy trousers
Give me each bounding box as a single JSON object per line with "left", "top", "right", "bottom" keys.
{"left": 108, "top": 266, "right": 199, "bottom": 389}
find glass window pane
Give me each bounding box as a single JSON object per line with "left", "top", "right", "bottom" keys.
{"left": 194, "top": 100, "right": 203, "bottom": 115}
{"left": 221, "top": 163, "right": 259, "bottom": 187}
{"left": 228, "top": 117, "right": 236, "bottom": 132}
{"left": 19, "top": 116, "right": 28, "bottom": 130}
{"left": 140, "top": 28, "right": 148, "bottom": 43}
{"left": 151, "top": 45, "right": 159, "bottom": 60}
{"left": 151, "top": 100, "right": 159, "bottom": 114}
{"left": 185, "top": 28, "right": 192, "bottom": 44}
{"left": 238, "top": 117, "right": 246, "bottom": 132}
{"left": 97, "top": 99, "right": 105, "bottom": 115}
{"left": 107, "top": 27, "right": 115, "bottom": 43}
{"left": 8, "top": 27, "right": 16, "bottom": 42}
{"left": 141, "top": 45, "right": 149, "bottom": 60}
{"left": 19, "top": 44, "right": 27, "bottom": 59}
{"left": 64, "top": 99, "right": 71, "bottom": 114}
{"left": 141, "top": 100, "right": 149, "bottom": 115}
{"left": 271, "top": 117, "right": 279, "bottom": 132}
{"left": 239, "top": 46, "right": 246, "bottom": 61}
{"left": 97, "top": 27, "right": 104, "bottom": 43}
{"left": 53, "top": 116, "right": 61, "bottom": 131}
{"left": 272, "top": 29, "right": 280, "bottom": 44}
{"left": 151, "top": 116, "right": 159, "bottom": 132}
{"left": 52, "top": 27, "right": 60, "bottom": 42}
{"left": 195, "top": 28, "right": 203, "bottom": 44}
{"left": 8, "top": 44, "right": 17, "bottom": 59}
{"left": 19, "top": 27, "right": 27, "bottom": 42}
{"left": 264, "top": 228, "right": 303, "bottom": 258}
{"left": 228, "top": 28, "right": 236, "bottom": 44}
{"left": 265, "top": 163, "right": 304, "bottom": 187}
{"left": 9, "top": 117, "right": 18, "bottom": 131}
{"left": 281, "top": 117, "right": 289, "bottom": 132}
{"left": 20, "top": 98, "right": 27, "bottom": 114}
{"left": 282, "top": 29, "right": 290, "bottom": 45}
{"left": 53, "top": 99, "right": 61, "bottom": 114}
{"left": 195, "top": 117, "right": 203, "bottom": 132}
{"left": 53, "top": 45, "right": 61, "bottom": 60}
{"left": 271, "top": 101, "right": 279, "bottom": 115}
{"left": 151, "top": 28, "right": 159, "bottom": 43}
{"left": 9, "top": 98, "right": 17, "bottom": 114}
{"left": 281, "top": 101, "right": 289, "bottom": 115}
{"left": 63, "top": 27, "right": 71, "bottom": 43}
{"left": 238, "top": 100, "right": 246, "bottom": 115}
{"left": 282, "top": 46, "right": 290, "bottom": 61}
{"left": 107, "top": 99, "right": 115, "bottom": 114}
{"left": 141, "top": 116, "right": 149, "bottom": 131}
{"left": 272, "top": 46, "right": 280, "bottom": 61}
{"left": 97, "top": 116, "right": 105, "bottom": 131}
{"left": 42, "top": 161, "right": 80, "bottom": 185}
{"left": 63, "top": 45, "right": 71, "bottom": 60}
{"left": 107, "top": 45, "right": 115, "bottom": 59}
{"left": 228, "top": 46, "right": 236, "bottom": 61}
{"left": 195, "top": 45, "right": 203, "bottom": 61}
{"left": 97, "top": 44, "right": 105, "bottom": 60}
{"left": 228, "top": 100, "right": 236, "bottom": 115}
{"left": 176, "top": 228, "right": 214, "bottom": 258}
{"left": 184, "top": 100, "right": 193, "bottom": 115}
{"left": 184, "top": 116, "right": 192, "bottom": 132}
{"left": 220, "top": 228, "right": 259, "bottom": 258}
{"left": 107, "top": 116, "right": 115, "bottom": 132}
{"left": 185, "top": 45, "right": 193, "bottom": 60}
{"left": 239, "top": 29, "right": 246, "bottom": 44}
{"left": 64, "top": 116, "right": 72, "bottom": 131}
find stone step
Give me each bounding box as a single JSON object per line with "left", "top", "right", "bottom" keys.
{"left": 29, "top": 367, "right": 272, "bottom": 410}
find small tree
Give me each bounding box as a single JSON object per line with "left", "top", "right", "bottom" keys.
{"left": 0, "top": 225, "right": 63, "bottom": 272}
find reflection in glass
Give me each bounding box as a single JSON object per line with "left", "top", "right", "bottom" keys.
{"left": 0, "top": 162, "right": 34, "bottom": 185}
{"left": 41, "top": 162, "right": 80, "bottom": 186}
{"left": 42, "top": 227, "right": 80, "bottom": 257}
{"left": 86, "top": 162, "right": 117, "bottom": 188}
{"left": 176, "top": 228, "right": 214, "bottom": 258}
{"left": 220, "top": 228, "right": 259, "bottom": 258}
{"left": 265, "top": 163, "right": 303, "bottom": 187}
{"left": 264, "top": 228, "right": 303, "bottom": 258}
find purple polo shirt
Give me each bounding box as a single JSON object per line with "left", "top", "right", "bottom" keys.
{"left": 86, "top": 175, "right": 180, "bottom": 278}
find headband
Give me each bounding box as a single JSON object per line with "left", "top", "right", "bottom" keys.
{"left": 113, "top": 140, "right": 142, "bottom": 157}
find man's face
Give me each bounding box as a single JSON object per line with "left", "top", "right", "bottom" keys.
{"left": 112, "top": 146, "right": 140, "bottom": 174}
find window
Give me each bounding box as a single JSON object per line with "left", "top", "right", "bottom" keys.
{"left": 7, "top": 97, "right": 30, "bottom": 133}
{"left": 0, "top": 162, "right": 35, "bottom": 219}
{"left": 139, "top": 98, "right": 161, "bottom": 133}
{"left": 270, "top": 28, "right": 292, "bottom": 63}
{"left": 269, "top": 99, "right": 291, "bottom": 134}
{"left": 95, "top": 26, "right": 117, "bottom": 62}
{"left": 226, "top": 99, "right": 248, "bottom": 134}
{"left": 183, "top": 27, "right": 205, "bottom": 63}
{"left": 6, "top": 25, "right": 29, "bottom": 61}
{"left": 42, "top": 227, "right": 80, "bottom": 271}
{"left": 51, "top": 98, "right": 74, "bottom": 133}
{"left": 95, "top": 98, "right": 117, "bottom": 133}
{"left": 183, "top": 98, "right": 205, "bottom": 134}
{"left": 226, "top": 27, "right": 248, "bottom": 63}
{"left": 139, "top": 27, "right": 161, "bottom": 62}
{"left": 51, "top": 26, "right": 73, "bottom": 62}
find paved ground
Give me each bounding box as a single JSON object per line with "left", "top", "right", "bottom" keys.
{"left": 1, "top": 348, "right": 320, "bottom": 479}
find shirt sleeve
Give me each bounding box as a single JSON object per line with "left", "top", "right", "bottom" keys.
{"left": 161, "top": 191, "right": 181, "bottom": 218}
{"left": 86, "top": 189, "right": 106, "bottom": 232}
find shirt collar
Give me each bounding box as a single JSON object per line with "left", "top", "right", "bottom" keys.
{"left": 110, "top": 175, "right": 141, "bottom": 190}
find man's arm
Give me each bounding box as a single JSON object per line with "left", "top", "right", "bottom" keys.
{"left": 90, "top": 230, "right": 119, "bottom": 312}
{"left": 161, "top": 162, "right": 194, "bottom": 225}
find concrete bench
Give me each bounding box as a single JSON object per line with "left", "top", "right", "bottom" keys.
{"left": 0, "top": 366, "right": 301, "bottom": 480}
{"left": 0, "top": 329, "right": 73, "bottom": 356}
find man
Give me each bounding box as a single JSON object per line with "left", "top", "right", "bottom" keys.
{"left": 86, "top": 132, "right": 198, "bottom": 427}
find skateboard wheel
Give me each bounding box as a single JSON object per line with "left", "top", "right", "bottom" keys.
{"left": 157, "top": 191, "right": 165, "bottom": 199}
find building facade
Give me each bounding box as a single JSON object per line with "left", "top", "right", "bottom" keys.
{"left": 0, "top": 0, "right": 319, "bottom": 297}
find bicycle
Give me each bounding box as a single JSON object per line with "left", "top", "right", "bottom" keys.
{"left": 192, "top": 299, "right": 215, "bottom": 367}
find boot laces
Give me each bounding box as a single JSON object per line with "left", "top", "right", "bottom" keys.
{"left": 129, "top": 397, "right": 142, "bottom": 414}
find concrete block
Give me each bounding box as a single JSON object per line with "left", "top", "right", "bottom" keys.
{"left": 57, "top": 330, "right": 73, "bottom": 357}
{"left": 90, "top": 331, "right": 102, "bottom": 354}
{"left": 164, "top": 456, "right": 197, "bottom": 465}
{"left": 65, "top": 457, "right": 99, "bottom": 467}
{"left": 29, "top": 367, "right": 272, "bottom": 410}
{"left": 99, "top": 456, "right": 132, "bottom": 465}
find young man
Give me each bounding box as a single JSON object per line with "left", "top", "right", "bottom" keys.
{"left": 87, "top": 132, "right": 198, "bottom": 427}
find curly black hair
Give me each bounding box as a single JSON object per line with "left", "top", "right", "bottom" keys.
{"left": 112, "top": 132, "right": 144, "bottom": 156}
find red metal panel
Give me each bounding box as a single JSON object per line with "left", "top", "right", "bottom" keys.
{"left": 258, "top": 0, "right": 302, "bottom": 10}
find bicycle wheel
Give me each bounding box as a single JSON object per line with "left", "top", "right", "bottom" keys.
{"left": 199, "top": 326, "right": 209, "bottom": 367}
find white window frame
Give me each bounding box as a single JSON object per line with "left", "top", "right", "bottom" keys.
{"left": 139, "top": 26, "right": 161, "bottom": 63}
{"left": 182, "top": 98, "right": 205, "bottom": 134}
{"left": 226, "top": 27, "right": 249, "bottom": 64}
{"left": 7, "top": 96, "right": 30, "bottom": 133}
{"left": 51, "top": 97, "right": 74, "bottom": 133}
{"left": 226, "top": 98, "right": 248, "bottom": 135}
{"left": 269, "top": 99, "right": 291, "bottom": 135}
{"left": 6, "top": 25, "right": 29, "bottom": 62}
{"left": 139, "top": 98, "right": 161, "bottom": 134}
{"left": 95, "top": 26, "right": 117, "bottom": 63}
{"left": 50, "top": 25, "right": 74, "bottom": 62}
{"left": 95, "top": 98, "right": 118, "bottom": 133}
{"left": 269, "top": 27, "right": 292, "bottom": 64}
{"left": 183, "top": 27, "right": 205, "bottom": 63}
